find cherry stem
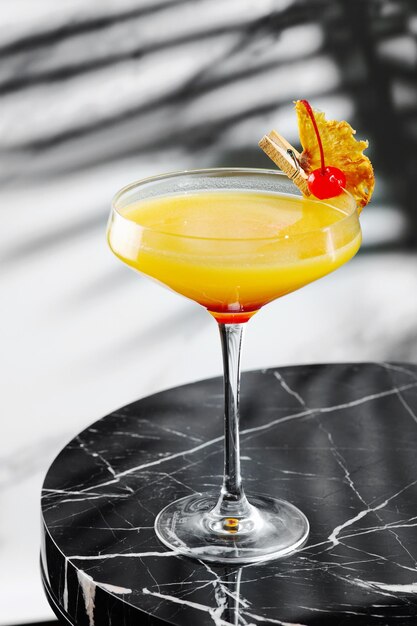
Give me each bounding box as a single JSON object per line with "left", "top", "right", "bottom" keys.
{"left": 300, "top": 100, "right": 326, "bottom": 174}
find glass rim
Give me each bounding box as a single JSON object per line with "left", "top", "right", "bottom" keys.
{"left": 110, "top": 167, "right": 359, "bottom": 243}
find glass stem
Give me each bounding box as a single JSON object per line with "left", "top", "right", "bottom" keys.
{"left": 213, "top": 323, "right": 252, "bottom": 520}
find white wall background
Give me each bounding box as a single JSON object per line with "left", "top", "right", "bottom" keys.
{"left": 1, "top": 1, "right": 416, "bottom": 623}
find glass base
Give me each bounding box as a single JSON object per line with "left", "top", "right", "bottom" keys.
{"left": 154, "top": 493, "right": 309, "bottom": 564}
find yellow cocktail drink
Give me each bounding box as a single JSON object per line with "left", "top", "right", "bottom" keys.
{"left": 108, "top": 190, "right": 360, "bottom": 323}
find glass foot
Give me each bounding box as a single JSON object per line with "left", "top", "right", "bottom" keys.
{"left": 154, "top": 493, "right": 309, "bottom": 564}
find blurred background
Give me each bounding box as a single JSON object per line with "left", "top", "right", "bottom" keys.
{"left": 1, "top": 0, "right": 417, "bottom": 623}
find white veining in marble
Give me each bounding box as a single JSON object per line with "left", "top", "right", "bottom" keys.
{"left": 63, "top": 558, "right": 69, "bottom": 611}
{"left": 99, "top": 582, "right": 133, "bottom": 594}
{"left": 77, "top": 570, "right": 96, "bottom": 626}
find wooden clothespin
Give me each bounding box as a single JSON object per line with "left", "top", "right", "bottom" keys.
{"left": 259, "top": 131, "right": 310, "bottom": 196}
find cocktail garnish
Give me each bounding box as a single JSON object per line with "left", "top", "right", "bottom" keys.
{"left": 258, "top": 130, "right": 310, "bottom": 196}
{"left": 299, "top": 99, "right": 346, "bottom": 200}
{"left": 259, "top": 101, "right": 375, "bottom": 210}
{"left": 295, "top": 100, "right": 374, "bottom": 210}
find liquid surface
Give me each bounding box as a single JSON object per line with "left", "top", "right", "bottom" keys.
{"left": 125, "top": 192, "right": 338, "bottom": 239}
{"left": 108, "top": 191, "right": 361, "bottom": 322}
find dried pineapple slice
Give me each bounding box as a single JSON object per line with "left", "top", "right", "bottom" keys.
{"left": 295, "top": 101, "right": 375, "bottom": 210}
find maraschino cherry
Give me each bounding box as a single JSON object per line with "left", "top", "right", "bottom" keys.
{"left": 300, "top": 99, "right": 346, "bottom": 199}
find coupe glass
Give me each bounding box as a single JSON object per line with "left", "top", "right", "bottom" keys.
{"left": 107, "top": 168, "right": 360, "bottom": 564}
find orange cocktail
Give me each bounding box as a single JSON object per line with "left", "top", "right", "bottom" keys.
{"left": 108, "top": 181, "right": 360, "bottom": 323}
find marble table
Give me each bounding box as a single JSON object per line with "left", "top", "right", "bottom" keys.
{"left": 41, "top": 363, "right": 417, "bottom": 625}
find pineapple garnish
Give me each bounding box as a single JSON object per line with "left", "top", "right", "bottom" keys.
{"left": 295, "top": 100, "right": 374, "bottom": 210}
{"left": 259, "top": 100, "right": 375, "bottom": 211}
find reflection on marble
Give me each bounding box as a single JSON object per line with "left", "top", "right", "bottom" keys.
{"left": 42, "top": 363, "right": 417, "bottom": 625}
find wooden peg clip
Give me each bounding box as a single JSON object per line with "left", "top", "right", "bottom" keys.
{"left": 259, "top": 131, "right": 310, "bottom": 196}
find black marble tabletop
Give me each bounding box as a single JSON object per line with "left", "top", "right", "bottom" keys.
{"left": 41, "top": 363, "right": 417, "bottom": 625}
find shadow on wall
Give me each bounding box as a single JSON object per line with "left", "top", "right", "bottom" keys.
{"left": 0, "top": 0, "right": 416, "bottom": 242}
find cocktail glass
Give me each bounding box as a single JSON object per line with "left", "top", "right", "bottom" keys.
{"left": 107, "top": 168, "right": 361, "bottom": 564}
